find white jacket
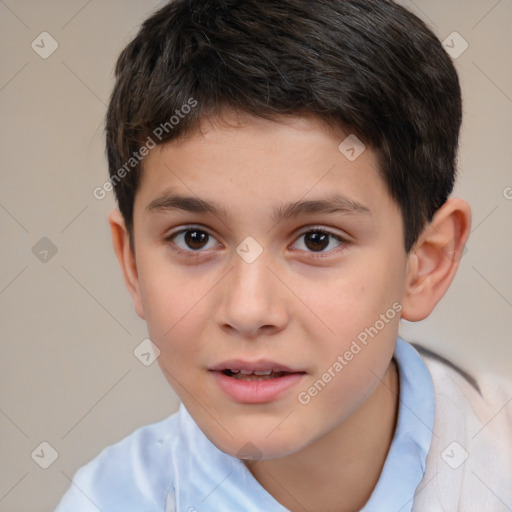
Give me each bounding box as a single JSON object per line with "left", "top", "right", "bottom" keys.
{"left": 414, "top": 351, "right": 512, "bottom": 511}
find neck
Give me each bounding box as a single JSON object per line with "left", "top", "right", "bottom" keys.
{"left": 245, "top": 359, "right": 399, "bottom": 512}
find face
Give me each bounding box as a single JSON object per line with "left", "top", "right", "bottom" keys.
{"left": 128, "top": 112, "right": 410, "bottom": 459}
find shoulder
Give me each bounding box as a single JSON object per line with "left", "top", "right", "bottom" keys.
{"left": 414, "top": 345, "right": 512, "bottom": 446}
{"left": 414, "top": 343, "right": 512, "bottom": 417}
{"left": 411, "top": 345, "right": 512, "bottom": 510}
{"left": 418, "top": 343, "right": 512, "bottom": 394}
{"left": 55, "top": 411, "right": 180, "bottom": 512}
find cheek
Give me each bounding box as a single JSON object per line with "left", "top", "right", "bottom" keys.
{"left": 305, "top": 263, "right": 402, "bottom": 342}
{"left": 137, "top": 260, "right": 208, "bottom": 357}
{"left": 297, "top": 262, "right": 402, "bottom": 401}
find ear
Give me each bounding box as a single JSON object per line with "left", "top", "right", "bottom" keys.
{"left": 108, "top": 209, "right": 145, "bottom": 320}
{"left": 401, "top": 198, "right": 471, "bottom": 322}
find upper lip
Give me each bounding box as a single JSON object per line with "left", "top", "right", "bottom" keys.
{"left": 209, "top": 359, "right": 304, "bottom": 373}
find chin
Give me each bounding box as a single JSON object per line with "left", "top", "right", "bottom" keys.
{"left": 204, "top": 422, "right": 309, "bottom": 461}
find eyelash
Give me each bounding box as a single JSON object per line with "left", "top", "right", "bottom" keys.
{"left": 163, "top": 225, "right": 348, "bottom": 259}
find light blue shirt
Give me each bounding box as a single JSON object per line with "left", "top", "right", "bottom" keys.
{"left": 55, "top": 336, "right": 435, "bottom": 511}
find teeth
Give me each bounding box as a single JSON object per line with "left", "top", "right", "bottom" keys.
{"left": 231, "top": 369, "right": 273, "bottom": 376}
{"left": 231, "top": 372, "right": 277, "bottom": 381}
{"left": 254, "top": 370, "right": 272, "bottom": 376}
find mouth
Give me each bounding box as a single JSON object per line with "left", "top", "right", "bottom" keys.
{"left": 209, "top": 359, "right": 306, "bottom": 403}
{"left": 220, "top": 368, "right": 301, "bottom": 381}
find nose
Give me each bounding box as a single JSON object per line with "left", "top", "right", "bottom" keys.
{"left": 216, "top": 252, "right": 289, "bottom": 338}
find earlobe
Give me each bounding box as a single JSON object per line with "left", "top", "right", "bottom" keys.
{"left": 108, "top": 209, "right": 146, "bottom": 320}
{"left": 401, "top": 198, "right": 471, "bottom": 322}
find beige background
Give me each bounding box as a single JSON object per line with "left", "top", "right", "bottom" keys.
{"left": 0, "top": 1, "right": 511, "bottom": 510}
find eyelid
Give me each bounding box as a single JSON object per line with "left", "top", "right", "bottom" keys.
{"left": 165, "top": 224, "right": 216, "bottom": 238}
{"left": 295, "top": 225, "right": 345, "bottom": 237}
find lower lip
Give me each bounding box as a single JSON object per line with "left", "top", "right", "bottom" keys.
{"left": 211, "top": 371, "right": 305, "bottom": 404}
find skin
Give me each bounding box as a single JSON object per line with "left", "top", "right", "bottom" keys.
{"left": 110, "top": 111, "right": 471, "bottom": 512}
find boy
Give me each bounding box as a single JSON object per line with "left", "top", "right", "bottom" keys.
{"left": 56, "top": 0, "right": 512, "bottom": 510}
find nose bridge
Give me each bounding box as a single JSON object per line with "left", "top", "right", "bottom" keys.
{"left": 218, "top": 248, "right": 288, "bottom": 334}
{"left": 231, "top": 251, "right": 272, "bottom": 300}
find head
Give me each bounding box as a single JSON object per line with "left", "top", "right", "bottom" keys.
{"left": 107, "top": 0, "right": 471, "bottom": 459}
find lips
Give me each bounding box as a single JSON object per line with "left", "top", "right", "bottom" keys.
{"left": 209, "top": 359, "right": 306, "bottom": 403}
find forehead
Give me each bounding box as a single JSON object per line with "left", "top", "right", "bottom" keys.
{"left": 135, "top": 112, "right": 395, "bottom": 221}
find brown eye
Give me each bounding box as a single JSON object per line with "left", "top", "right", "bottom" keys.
{"left": 292, "top": 228, "right": 345, "bottom": 254}
{"left": 183, "top": 230, "right": 209, "bottom": 250}
{"left": 303, "top": 232, "right": 330, "bottom": 252}
{"left": 166, "top": 227, "right": 219, "bottom": 253}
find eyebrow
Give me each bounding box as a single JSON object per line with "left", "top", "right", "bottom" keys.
{"left": 145, "top": 191, "right": 371, "bottom": 223}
